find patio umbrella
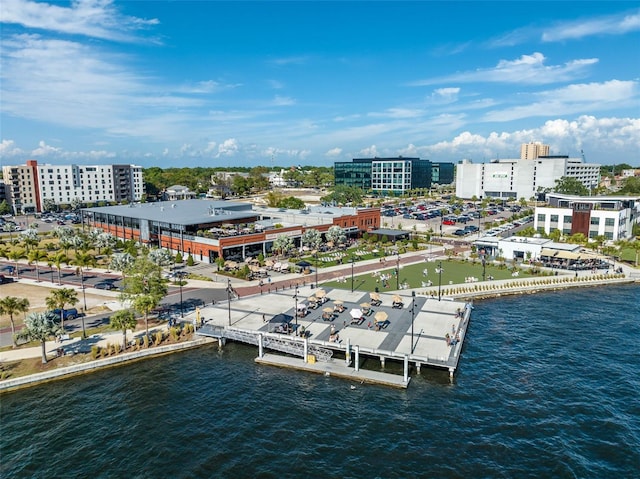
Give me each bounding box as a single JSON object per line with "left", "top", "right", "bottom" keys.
{"left": 333, "top": 299, "right": 343, "bottom": 305}
{"left": 296, "top": 303, "right": 307, "bottom": 310}
{"left": 392, "top": 294, "right": 402, "bottom": 303}
{"left": 322, "top": 307, "right": 334, "bottom": 313}
{"left": 374, "top": 311, "right": 388, "bottom": 322}
{"left": 369, "top": 292, "right": 380, "bottom": 300}
{"left": 265, "top": 260, "right": 274, "bottom": 267}
{"left": 308, "top": 296, "right": 317, "bottom": 302}
{"left": 350, "top": 308, "right": 363, "bottom": 319}
{"left": 315, "top": 289, "right": 326, "bottom": 298}
{"left": 360, "top": 302, "right": 371, "bottom": 309}
{"left": 296, "top": 260, "right": 312, "bottom": 268}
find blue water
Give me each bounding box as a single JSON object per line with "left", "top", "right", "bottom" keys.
{"left": 2, "top": 285, "right": 639, "bottom": 478}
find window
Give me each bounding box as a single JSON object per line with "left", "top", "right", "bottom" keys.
{"left": 590, "top": 217, "right": 600, "bottom": 225}
{"left": 550, "top": 215, "right": 559, "bottom": 222}
{"left": 605, "top": 218, "right": 615, "bottom": 227}
{"left": 537, "top": 213, "right": 545, "bottom": 221}
{"left": 563, "top": 216, "right": 572, "bottom": 223}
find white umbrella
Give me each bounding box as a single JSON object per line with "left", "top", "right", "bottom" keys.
{"left": 350, "top": 308, "right": 363, "bottom": 319}
{"left": 296, "top": 302, "right": 307, "bottom": 310}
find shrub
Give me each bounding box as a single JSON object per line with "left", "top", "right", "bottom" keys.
{"left": 114, "top": 343, "right": 122, "bottom": 354}
{"left": 143, "top": 335, "right": 150, "bottom": 348}
{"left": 170, "top": 327, "right": 179, "bottom": 342}
{"left": 186, "top": 254, "right": 194, "bottom": 266}
{"left": 91, "top": 346, "right": 100, "bottom": 359}
{"left": 154, "top": 331, "right": 163, "bottom": 346}
{"left": 175, "top": 252, "right": 183, "bottom": 263}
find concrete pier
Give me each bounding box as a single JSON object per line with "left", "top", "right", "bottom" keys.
{"left": 197, "top": 286, "right": 472, "bottom": 388}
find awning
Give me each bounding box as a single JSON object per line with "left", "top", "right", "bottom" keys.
{"left": 540, "top": 248, "right": 580, "bottom": 260}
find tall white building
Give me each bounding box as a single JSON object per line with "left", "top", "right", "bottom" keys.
{"left": 2, "top": 160, "right": 143, "bottom": 213}
{"left": 455, "top": 155, "right": 600, "bottom": 201}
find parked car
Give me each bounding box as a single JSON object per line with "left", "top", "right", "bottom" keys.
{"left": 453, "top": 229, "right": 468, "bottom": 236}
{"left": 94, "top": 281, "right": 116, "bottom": 290}
{"left": 50, "top": 308, "right": 79, "bottom": 320}
{"left": 442, "top": 218, "right": 456, "bottom": 225}
{"left": 0, "top": 274, "right": 15, "bottom": 284}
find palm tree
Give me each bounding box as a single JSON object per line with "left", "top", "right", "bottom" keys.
{"left": 27, "top": 249, "right": 49, "bottom": 282}
{"left": 6, "top": 248, "right": 26, "bottom": 277}
{"left": 18, "top": 311, "right": 61, "bottom": 363}
{"left": 0, "top": 296, "right": 30, "bottom": 348}
{"left": 3, "top": 222, "right": 18, "bottom": 242}
{"left": 110, "top": 309, "right": 138, "bottom": 351}
{"left": 49, "top": 252, "right": 68, "bottom": 285}
{"left": 45, "top": 288, "right": 78, "bottom": 333}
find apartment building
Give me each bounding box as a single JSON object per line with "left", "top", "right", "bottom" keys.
{"left": 520, "top": 142, "right": 550, "bottom": 160}
{"left": 2, "top": 160, "right": 143, "bottom": 213}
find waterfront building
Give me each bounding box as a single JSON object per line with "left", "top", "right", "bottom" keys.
{"left": 83, "top": 199, "right": 380, "bottom": 262}
{"left": 455, "top": 155, "right": 600, "bottom": 201}
{"left": 534, "top": 193, "right": 640, "bottom": 241}
{"left": 162, "top": 185, "right": 197, "bottom": 201}
{"left": 2, "top": 160, "right": 143, "bottom": 213}
{"left": 334, "top": 157, "right": 454, "bottom": 195}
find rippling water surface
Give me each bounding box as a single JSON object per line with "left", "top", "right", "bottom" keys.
{"left": 2, "top": 285, "right": 639, "bottom": 478}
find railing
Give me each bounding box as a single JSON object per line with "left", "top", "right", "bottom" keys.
{"left": 196, "top": 325, "right": 333, "bottom": 361}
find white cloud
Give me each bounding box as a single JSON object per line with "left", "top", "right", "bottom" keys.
{"left": 0, "top": 0, "right": 159, "bottom": 43}
{"left": 410, "top": 53, "right": 598, "bottom": 86}
{"left": 542, "top": 9, "right": 640, "bottom": 42}
{"left": 270, "top": 95, "right": 296, "bottom": 106}
{"left": 483, "top": 80, "right": 638, "bottom": 122}
{"left": 217, "top": 138, "right": 239, "bottom": 157}
{"left": 325, "top": 148, "right": 342, "bottom": 157}
{"left": 0, "top": 139, "right": 25, "bottom": 158}
{"left": 358, "top": 145, "right": 380, "bottom": 158}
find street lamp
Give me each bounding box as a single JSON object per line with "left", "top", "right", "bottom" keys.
{"left": 178, "top": 271, "right": 185, "bottom": 318}
{"left": 314, "top": 250, "right": 319, "bottom": 288}
{"left": 294, "top": 287, "right": 299, "bottom": 331}
{"left": 396, "top": 252, "right": 400, "bottom": 290}
{"left": 437, "top": 261, "right": 443, "bottom": 301}
{"left": 575, "top": 256, "right": 580, "bottom": 278}
{"left": 350, "top": 257, "right": 355, "bottom": 293}
{"left": 480, "top": 251, "right": 486, "bottom": 281}
{"left": 410, "top": 291, "right": 416, "bottom": 354}
{"left": 226, "top": 278, "right": 232, "bottom": 326}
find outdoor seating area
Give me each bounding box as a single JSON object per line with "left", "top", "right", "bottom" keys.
{"left": 392, "top": 295, "right": 404, "bottom": 309}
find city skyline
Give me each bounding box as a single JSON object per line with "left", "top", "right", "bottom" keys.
{"left": 1, "top": 1, "right": 639, "bottom": 168}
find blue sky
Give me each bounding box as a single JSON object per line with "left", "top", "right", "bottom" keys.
{"left": 1, "top": 1, "right": 639, "bottom": 168}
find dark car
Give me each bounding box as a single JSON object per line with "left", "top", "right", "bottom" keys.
{"left": 464, "top": 225, "right": 479, "bottom": 232}
{"left": 94, "top": 282, "right": 115, "bottom": 290}
{"left": 0, "top": 274, "right": 15, "bottom": 284}
{"left": 453, "top": 229, "right": 468, "bottom": 236}
{"left": 51, "top": 308, "right": 79, "bottom": 320}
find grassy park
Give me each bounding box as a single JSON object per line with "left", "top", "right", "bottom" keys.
{"left": 321, "top": 259, "right": 545, "bottom": 292}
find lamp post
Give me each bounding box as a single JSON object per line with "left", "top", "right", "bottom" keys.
{"left": 396, "top": 252, "right": 400, "bottom": 290}
{"left": 480, "top": 250, "right": 486, "bottom": 281}
{"left": 178, "top": 272, "right": 185, "bottom": 318}
{"left": 314, "top": 250, "right": 319, "bottom": 288}
{"left": 410, "top": 291, "right": 416, "bottom": 354}
{"left": 437, "top": 261, "right": 443, "bottom": 301}
{"left": 575, "top": 256, "right": 580, "bottom": 278}
{"left": 294, "top": 287, "right": 299, "bottom": 330}
{"left": 350, "top": 257, "right": 355, "bottom": 292}
{"left": 227, "top": 278, "right": 232, "bottom": 326}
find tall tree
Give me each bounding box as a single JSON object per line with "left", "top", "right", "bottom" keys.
{"left": 45, "top": 288, "right": 78, "bottom": 333}
{"left": 18, "top": 311, "right": 61, "bottom": 364}
{"left": 553, "top": 176, "right": 589, "bottom": 195}
{"left": 28, "top": 249, "right": 49, "bottom": 282}
{"left": 6, "top": 249, "right": 26, "bottom": 277}
{"left": 110, "top": 309, "right": 138, "bottom": 352}
{"left": 49, "top": 252, "right": 68, "bottom": 285}
{"left": 119, "top": 256, "right": 167, "bottom": 337}
{"left": 0, "top": 296, "right": 30, "bottom": 348}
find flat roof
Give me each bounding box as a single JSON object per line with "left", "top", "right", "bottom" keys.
{"left": 83, "top": 199, "right": 256, "bottom": 226}
{"left": 83, "top": 199, "right": 370, "bottom": 228}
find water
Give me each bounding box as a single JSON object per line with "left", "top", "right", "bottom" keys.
{"left": 2, "top": 285, "right": 639, "bottom": 478}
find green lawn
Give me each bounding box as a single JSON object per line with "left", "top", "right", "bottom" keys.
{"left": 321, "top": 259, "right": 542, "bottom": 291}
